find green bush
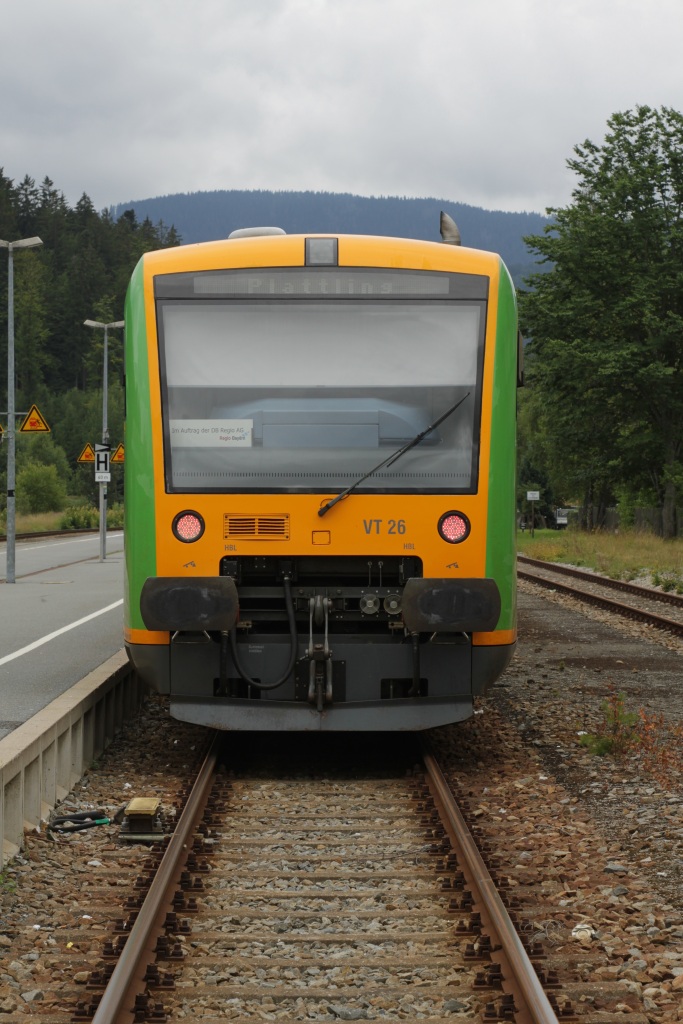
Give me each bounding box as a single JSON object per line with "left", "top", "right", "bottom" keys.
{"left": 16, "top": 462, "right": 67, "bottom": 514}
{"left": 59, "top": 502, "right": 124, "bottom": 531}
{"left": 59, "top": 505, "right": 99, "bottom": 529}
{"left": 107, "top": 502, "right": 124, "bottom": 528}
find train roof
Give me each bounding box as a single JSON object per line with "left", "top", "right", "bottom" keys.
{"left": 138, "top": 230, "right": 506, "bottom": 280}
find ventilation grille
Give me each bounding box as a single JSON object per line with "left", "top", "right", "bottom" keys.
{"left": 224, "top": 514, "right": 290, "bottom": 540}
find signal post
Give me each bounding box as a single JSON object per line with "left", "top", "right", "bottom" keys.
{"left": 84, "top": 319, "right": 125, "bottom": 562}
{"left": 77, "top": 442, "right": 124, "bottom": 562}
{"left": 95, "top": 444, "right": 111, "bottom": 561}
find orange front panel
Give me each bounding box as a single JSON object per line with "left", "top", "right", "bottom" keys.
{"left": 141, "top": 235, "right": 501, "bottom": 590}
{"left": 152, "top": 493, "right": 488, "bottom": 579}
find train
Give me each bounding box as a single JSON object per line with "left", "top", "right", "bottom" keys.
{"left": 123, "top": 214, "right": 519, "bottom": 730}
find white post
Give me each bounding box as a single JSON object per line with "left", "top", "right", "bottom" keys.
{"left": 1, "top": 236, "right": 43, "bottom": 583}
{"left": 6, "top": 245, "right": 16, "bottom": 582}
{"left": 100, "top": 323, "right": 109, "bottom": 563}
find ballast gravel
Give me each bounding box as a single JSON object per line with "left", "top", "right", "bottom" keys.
{"left": 0, "top": 580, "right": 681, "bottom": 1021}
{"left": 430, "top": 583, "right": 683, "bottom": 1022}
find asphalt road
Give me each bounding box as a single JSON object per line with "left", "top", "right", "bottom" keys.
{"left": 0, "top": 531, "right": 125, "bottom": 739}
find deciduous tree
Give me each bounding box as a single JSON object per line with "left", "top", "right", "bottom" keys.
{"left": 521, "top": 106, "right": 683, "bottom": 536}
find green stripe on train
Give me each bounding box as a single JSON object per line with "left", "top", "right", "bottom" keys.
{"left": 124, "top": 258, "right": 157, "bottom": 631}
{"left": 486, "top": 260, "right": 517, "bottom": 630}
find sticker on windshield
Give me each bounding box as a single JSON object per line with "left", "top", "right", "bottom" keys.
{"left": 170, "top": 419, "right": 252, "bottom": 447}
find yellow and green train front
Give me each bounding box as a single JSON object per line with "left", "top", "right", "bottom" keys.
{"left": 124, "top": 233, "right": 517, "bottom": 730}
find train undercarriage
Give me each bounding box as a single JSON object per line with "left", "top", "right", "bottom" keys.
{"left": 131, "top": 555, "right": 514, "bottom": 731}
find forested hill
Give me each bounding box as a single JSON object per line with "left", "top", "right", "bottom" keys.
{"left": 110, "top": 190, "right": 549, "bottom": 283}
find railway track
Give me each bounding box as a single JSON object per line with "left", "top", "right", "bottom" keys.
{"left": 61, "top": 734, "right": 566, "bottom": 1024}
{"left": 518, "top": 555, "right": 683, "bottom": 638}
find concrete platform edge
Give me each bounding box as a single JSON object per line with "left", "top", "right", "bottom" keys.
{"left": 0, "top": 649, "right": 146, "bottom": 867}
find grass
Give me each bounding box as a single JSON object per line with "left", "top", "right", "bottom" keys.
{"left": 3, "top": 511, "right": 65, "bottom": 535}
{"left": 0, "top": 501, "right": 124, "bottom": 536}
{"left": 517, "top": 528, "right": 683, "bottom": 589}
{"left": 1, "top": 498, "right": 95, "bottom": 536}
{"left": 0, "top": 495, "right": 95, "bottom": 536}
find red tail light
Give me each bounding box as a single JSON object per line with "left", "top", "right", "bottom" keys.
{"left": 173, "top": 510, "right": 205, "bottom": 543}
{"left": 438, "top": 511, "right": 470, "bottom": 543}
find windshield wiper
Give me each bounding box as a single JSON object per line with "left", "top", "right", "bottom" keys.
{"left": 317, "top": 392, "right": 471, "bottom": 517}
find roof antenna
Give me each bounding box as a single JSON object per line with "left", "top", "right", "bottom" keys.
{"left": 440, "top": 211, "right": 461, "bottom": 246}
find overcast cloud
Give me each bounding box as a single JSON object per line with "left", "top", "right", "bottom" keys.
{"left": 2, "top": 0, "right": 682, "bottom": 215}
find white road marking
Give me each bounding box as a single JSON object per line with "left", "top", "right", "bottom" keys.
{"left": 0, "top": 532, "right": 123, "bottom": 556}
{"left": 0, "top": 600, "right": 124, "bottom": 667}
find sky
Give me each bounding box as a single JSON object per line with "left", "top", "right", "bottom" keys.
{"left": 2, "top": 0, "right": 682, "bottom": 216}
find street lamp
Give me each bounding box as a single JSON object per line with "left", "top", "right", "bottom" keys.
{"left": 84, "top": 319, "right": 125, "bottom": 562}
{"left": 1, "top": 236, "right": 43, "bottom": 584}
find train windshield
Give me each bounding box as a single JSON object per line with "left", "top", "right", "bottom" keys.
{"left": 155, "top": 267, "right": 488, "bottom": 494}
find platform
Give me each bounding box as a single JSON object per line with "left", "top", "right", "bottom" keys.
{"left": 0, "top": 533, "right": 125, "bottom": 739}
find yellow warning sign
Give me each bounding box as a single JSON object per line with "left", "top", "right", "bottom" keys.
{"left": 19, "top": 404, "right": 50, "bottom": 433}
{"left": 111, "top": 442, "right": 125, "bottom": 464}
{"left": 77, "top": 443, "right": 96, "bottom": 464}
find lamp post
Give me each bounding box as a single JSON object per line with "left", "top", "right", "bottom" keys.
{"left": 84, "top": 319, "right": 124, "bottom": 561}
{"left": 1, "top": 236, "right": 43, "bottom": 583}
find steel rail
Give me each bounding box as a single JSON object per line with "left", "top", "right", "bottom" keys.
{"left": 518, "top": 554, "right": 683, "bottom": 609}
{"left": 90, "top": 733, "right": 220, "bottom": 1024}
{"left": 421, "top": 741, "right": 559, "bottom": 1024}
{"left": 518, "top": 568, "right": 683, "bottom": 637}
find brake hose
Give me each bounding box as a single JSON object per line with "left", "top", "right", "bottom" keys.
{"left": 229, "top": 576, "right": 298, "bottom": 690}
